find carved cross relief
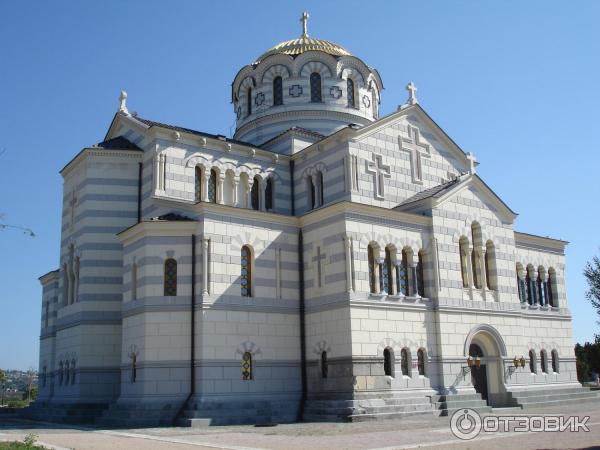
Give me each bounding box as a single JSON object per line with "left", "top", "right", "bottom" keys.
{"left": 399, "top": 125, "right": 430, "bottom": 184}
{"left": 366, "top": 154, "right": 391, "bottom": 200}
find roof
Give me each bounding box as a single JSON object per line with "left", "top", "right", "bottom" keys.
{"left": 255, "top": 35, "right": 351, "bottom": 64}
{"left": 95, "top": 136, "right": 142, "bottom": 151}
{"left": 150, "top": 213, "right": 195, "bottom": 222}
{"left": 259, "top": 126, "right": 325, "bottom": 148}
{"left": 398, "top": 177, "right": 462, "bottom": 207}
{"left": 132, "top": 116, "right": 254, "bottom": 148}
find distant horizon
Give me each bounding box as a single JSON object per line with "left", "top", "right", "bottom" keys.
{"left": 1, "top": 0, "right": 599, "bottom": 370}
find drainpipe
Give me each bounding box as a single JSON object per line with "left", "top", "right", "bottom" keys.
{"left": 298, "top": 229, "right": 307, "bottom": 421}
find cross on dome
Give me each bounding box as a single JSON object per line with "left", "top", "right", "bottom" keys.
{"left": 300, "top": 11, "right": 309, "bottom": 37}
{"left": 119, "top": 90, "right": 129, "bottom": 115}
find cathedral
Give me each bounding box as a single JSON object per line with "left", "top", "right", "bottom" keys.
{"left": 30, "top": 13, "right": 596, "bottom": 427}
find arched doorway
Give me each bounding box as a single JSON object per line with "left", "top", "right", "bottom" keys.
{"left": 464, "top": 325, "right": 507, "bottom": 407}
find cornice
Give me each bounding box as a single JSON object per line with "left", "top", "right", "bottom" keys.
{"left": 60, "top": 147, "right": 143, "bottom": 178}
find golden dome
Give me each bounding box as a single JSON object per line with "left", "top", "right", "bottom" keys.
{"left": 255, "top": 35, "right": 352, "bottom": 64}
{"left": 254, "top": 12, "right": 351, "bottom": 63}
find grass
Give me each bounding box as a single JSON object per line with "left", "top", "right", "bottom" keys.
{"left": 0, "top": 434, "right": 48, "bottom": 450}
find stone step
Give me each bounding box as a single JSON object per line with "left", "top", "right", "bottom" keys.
{"left": 510, "top": 387, "right": 592, "bottom": 397}
{"left": 438, "top": 406, "right": 493, "bottom": 417}
{"left": 518, "top": 395, "right": 600, "bottom": 409}
{"left": 349, "top": 409, "right": 436, "bottom": 422}
{"left": 513, "top": 391, "right": 599, "bottom": 404}
{"left": 434, "top": 399, "right": 488, "bottom": 410}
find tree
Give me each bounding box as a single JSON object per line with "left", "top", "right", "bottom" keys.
{"left": 584, "top": 254, "right": 600, "bottom": 325}
{"left": 0, "top": 369, "right": 5, "bottom": 406}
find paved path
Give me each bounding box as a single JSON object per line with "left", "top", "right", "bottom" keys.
{"left": 1, "top": 402, "right": 600, "bottom": 449}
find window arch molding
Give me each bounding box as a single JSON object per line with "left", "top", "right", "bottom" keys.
{"left": 259, "top": 63, "right": 291, "bottom": 85}
{"left": 298, "top": 58, "right": 334, "bottom": 79}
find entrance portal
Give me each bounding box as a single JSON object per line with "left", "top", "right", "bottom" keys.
{"left": 469, "top": 343, "right": 488, "bottom": 402}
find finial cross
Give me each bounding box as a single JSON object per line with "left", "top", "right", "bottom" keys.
{"left": 406, "top": 82, "right": 418, "bottom": 105}
{"left": 119, "top": 90, "right": 129, "bottom": 115}
{"left": 466, "top": 152, "right": 477, "bottom": 175}
{"left": 300, "top": 11, "right": 309, "bottom": 36}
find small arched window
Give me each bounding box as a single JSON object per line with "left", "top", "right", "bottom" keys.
{"left": 265, "top": 177, "right": 274, "bottom": 211}
{"left": 242, "top": 352, "right": 253, "bottom": 380}
{"left": 471, "top": 223, "right": 482, "bottom": 289}
{"left": 547, "top": 269, "right": 556, "bottom": 307}
{"left": 459, "top": 237, "right": 469, "bottom": 288}
{"left": 526, "top": 266, "right": 535, "bottom": 305}
{"left": 383, "top": 348, "right": 394, "bottom": 377}
{"left": 401, "top": 348, "right": 410, "bottom": 377}
{"left": 368, "top": 244, "right": 378, "bottom": 293}
{"left": 310, "top": 72, "right": 322, "bottom": 102}
{"left": 208, "top": 169, "right": 217, "bottom": 203}
{"left": 398, "top": 249, "right": 409, "bottom": 296}
{"left": 308, "top": 176, "right": 316, "bottom": 210}
{"left": 71, "top": 359, "right": 76, "bottom": 385}
{"left": 241, "top": 245, "right": 253, "bottom": 297}
{"left": 273, "top": 76, "right": 283, "bottom": 106}
{"left": 551, "top": 350, "right": 559, "bottom": 373}
{"left": 347, "top": 78, "right": 355, "bottom": 108}
{"left": 537, "top": 268, "right": 546, "bottom": 306}
{"left": 247, "top": 88, "right": 252, "bottom": 116}
{"left": 540, "top": 350, "right": 547, "bottom": 373}
{"left": 485, "top": 241, "right": 496, "bottom": 290}
{"left": 318, "top": 171, "right": 325, "bottom": 206}
{"left": 529, "top": 350, "right": 536, "bottom": 373}
{"left": 321, "top": 351, "right": 328, "bottom": 378}
{"left": 417, "top": 349, "right": 426, "bottom": 376}
{"left": 164, "top": 258, "right": 177, "bottom": 296}
{"left": 417, "top": 251, "right": 425, "bottom": 297}
{"left": 195, "top": 166, "right": 202, "bottom": 202}
{"left": 251, "top": 176, "right": 260, "bottom": 210}
{"left": 384, "top": 247, "right": 394, "bottom": 295}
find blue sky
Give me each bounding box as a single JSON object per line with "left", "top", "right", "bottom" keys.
{"left": 1, "top": 1, "right": 599, "bottom": 370}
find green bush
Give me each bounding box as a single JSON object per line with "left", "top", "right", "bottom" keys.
{"left": 0, "top": 433, "right": 47, "bottom": 449}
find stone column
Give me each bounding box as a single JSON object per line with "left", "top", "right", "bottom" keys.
{"left": 344, "top": 235, "right": 353, "bottom": 293}
{"left": 389, "top": 256, "right": 397, "bottom": 295}
{"left": 217, "top": 174, "right": 225, "bottom": 205}
{"left": 411, "top": 262, "right": 420, "bottom": 297}
{"left": 201, "top": 169, "right": 209, "bottom": 202}
{"left": 232, "top": 177, "right": 239, "bottom": 206}
{"left": 202, "top": 238, "right": 209, "bottom": 296}
{"left": 154, "top": 154, "right": 161, "bottom": 191}
{"left": 372, "top": 259, "right": 380, "bottom": 294}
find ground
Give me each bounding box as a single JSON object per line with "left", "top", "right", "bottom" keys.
{"left": 2, "top": 402, "right": 600, "bottom": 450}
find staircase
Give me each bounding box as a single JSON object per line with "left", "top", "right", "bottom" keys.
{"left": 509, "top": 386, "right": 600, "bottom": 409}
{"left": 430, "top": 393, "right": 492, "bottom": 416}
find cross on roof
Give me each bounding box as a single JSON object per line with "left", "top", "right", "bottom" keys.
{"left": 300, "top": 11, "right": 309, "bottom": 37}
{"left": 466, "top": 152, "right": 477, "bottom": 175}
{"left": 406, "top": 82, "right": 418, "bottom": 105}
{"left": 366, "top": 154, "right": 391, "bottom": 200}
{"left": 399, "top": 125, "right": 430, "bottom": 184}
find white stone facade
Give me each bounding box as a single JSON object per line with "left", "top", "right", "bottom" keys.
{"left": 34, "top": 23, "right": 581, "bottom": 425}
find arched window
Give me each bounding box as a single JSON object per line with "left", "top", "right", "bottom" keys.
{"left": 241, "top": 245, "right": 253, "bottom": 297}
{"left": 318, "top": 171, "right": 325, "bottom": 206}
{"left": 526, "top": 265, "right": 536, "bottom": 305}
{"left": 485, "top": 241, "right": 496, "bottom": 290}
{"left": 459, "top": 237, "right": 470, "bottom": 288}
{"left": 540, "top": 350, "right": 547, "bottom": 373}
{"left": 251, "top": 176, "right": 260, "bottom": 210}
{"left": 65, "top": 360, "right": 70, "bottom": 385}
{"left": 471, "top": 223, "right": 482, "bottom": 289}
{"left": 310, "top": 72, "right": 322, "bottom": 102}
{"left": 417, "top": 349, "right": 426, "bottom": 376}
{"left": 347, "top": 78, "right": 355, "bottom": 108}
{"left": 307, "top": 176, "right": 315, "bottom": 210}
{"left": 398, "top": 249, "right": 409, "bottom": 296}
{"left": 273, "top": 76, "right": 283, "bottom": 106}
{"left": 517, "top": 264, "right": 527, "bottom": 303}
{"left": 384, "top": 247, "right": 394, "bottom": 295}
{"left": 242, "top": 352, "right": 253, "bottom": 380}
{"left": 164, "top": 258, "right": 177, "bottom": 296}
{"left": 400, "top": 348, "right": 410, "bottom": 377}
{"left": 321, "top": 351, "right": 328, "bottom": 378}
{"left": 195, "top": 166, "right": 202, "bottom": 202}
{"left": 547, "top": 268, "right": 556, "bottom": 307}
{"left": 208, "top": 169, "right": 217, "bottom": 203}
{"left": 537, "top": 268, "right": 546, "bottom": 306}
{"left": 71, "top": 359, "right": 76, "bottom": 385}
{"left": 368, "top": 244, "right": 378, "bottom": 293}
{"left": 551, "top": 350, "right": 559, "bottom": 373}
{"left": 247, "top": 88, "right": 252, "bottom": 116}
{"left": 265, "top": 177, "right": 274, "bottom": 211}
{"left": 529, "top": 350, "right": 536, "bottom": 373}
{"left": 131, "top": 261, "right": 137, "bottom": 301}
{"left": 131, "top": 354, "right": 137, "bottom": 383}
{"left": 383, "top": 348, "right": 394, "bottom": 377}
{"left": 417, "top": 251, "right": 425, "bottom": 297}
{"left": 58, "top": 361, "right": 64, "bottom": 385}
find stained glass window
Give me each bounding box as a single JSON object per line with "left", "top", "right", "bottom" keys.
{"left": 417, "top": 349, "right": 425, "bottom": 376}
{"left": 273, "top": 76, "right": 283, "bottom": 106}
{"left": 208, "top": 169, "right": 217, "bottom": 203}
{"left": 251, "top": 177, "right": 259, "bottom": 210}
{"left": 241, "top": 246, "right": 252, "bottom": 297}
{"left": 383, "top": 348, "right": 393, "bottom": 376}
{"left": 310, "top": 72, "right": 322, "bottom": 102}
{"left": 164, "top": 258, "right": 177, "bottom": 296}
{"left": 195, "top": 166, "right": 202, "bottom": 202}
{"left": 401, "top": 348, "right": 409, "bottom": 376}
{"left": 242, "top": 352, "right": 253, "bottom": 380}
{"left": 417, "top": 252, "right": 425, "bottom": 297}
{"left": 347, "top": 78, "right": 355, "bottom": 108}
